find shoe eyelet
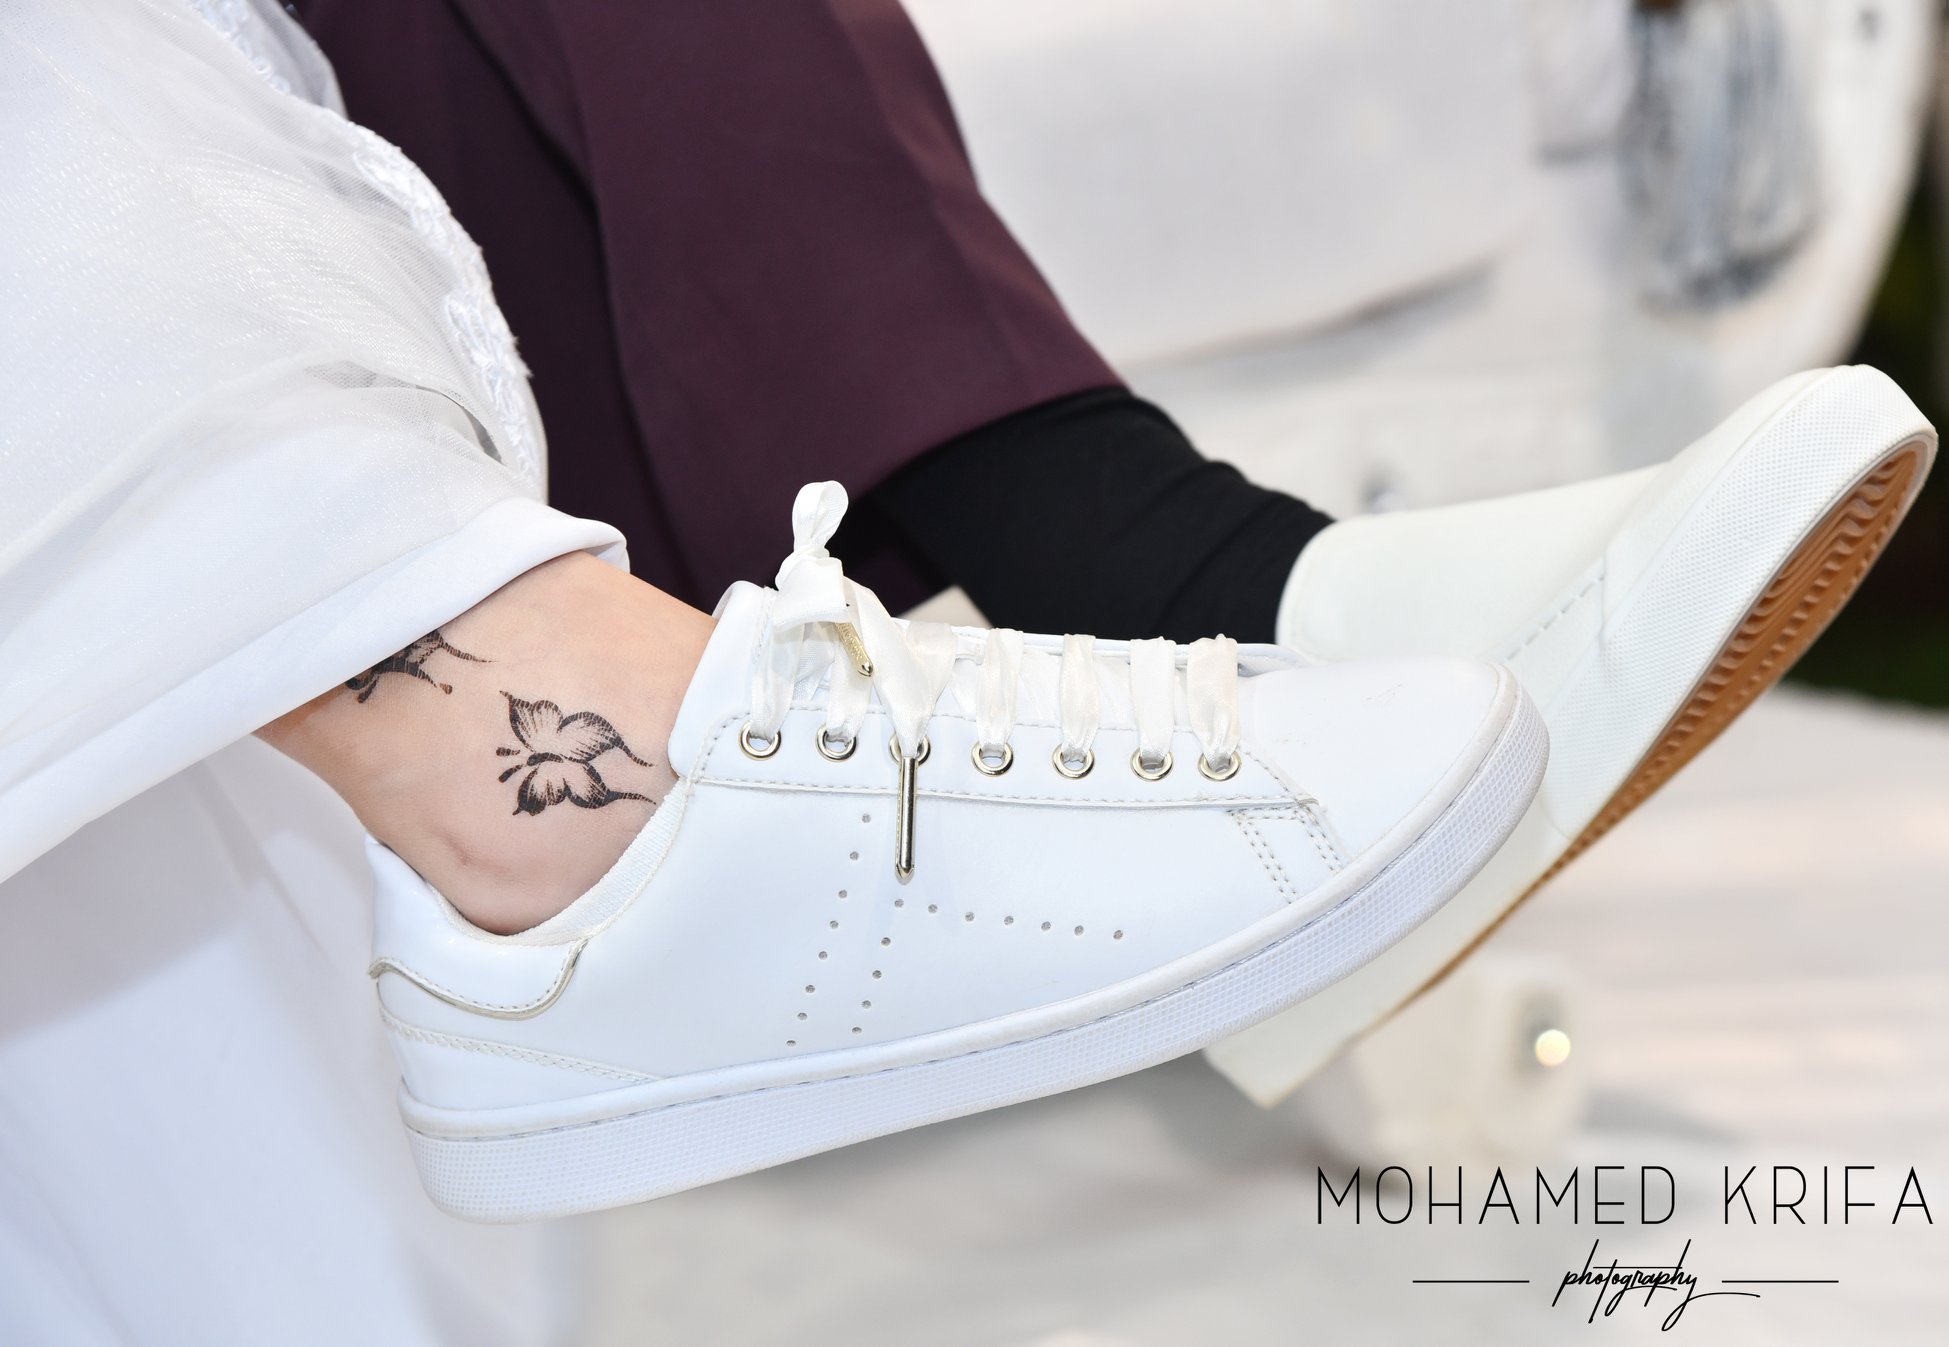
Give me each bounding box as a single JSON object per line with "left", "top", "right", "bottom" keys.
{"left": 816, "top": 728, "right": 857, "bottom": 762}
{"left": 887, "top": 733, "right": 931, "bottom": 765}
{"left": 1129, "top": 749, "right": 1173, "bottom": 781}
{"left": 971, "top": 741, "right": 1014, "bottom": 776}
{"left": 739, "top": 721, "right": 781, "bottom": 759}
{"left": 1051, "top": 745, "right": 1094, "bottom": 779}
{"left": 1197, "top": 751, "right": 1240, "bottom": 782}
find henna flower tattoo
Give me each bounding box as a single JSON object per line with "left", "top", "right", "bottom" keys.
{"left": 497, "top": 693, "right": 654, "bottom": 816}
{"left": 346, "top": 630, "right": 485, "bottom": 703}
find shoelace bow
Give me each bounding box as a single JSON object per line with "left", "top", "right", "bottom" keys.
{"left": 745, "top": 482, "right": 1243, "bottom": 880}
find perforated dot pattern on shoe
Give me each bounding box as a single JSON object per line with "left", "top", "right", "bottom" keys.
{"left": 781, "top": 770, "right": 1201, "bottom": 1054}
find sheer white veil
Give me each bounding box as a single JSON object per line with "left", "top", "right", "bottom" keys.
{"left": 0, "top": 0, "right": 621, "bottom": 876}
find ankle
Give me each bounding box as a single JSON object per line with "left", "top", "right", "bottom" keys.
{"left": 377, "top": 783, "right": 657, "bottom": 934}
{"left": 260, "top": 552, "right": 713, "bottom": 933}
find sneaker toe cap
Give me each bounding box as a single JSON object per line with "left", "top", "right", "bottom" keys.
{"left": 1243, "top": 656, "right": 1518, "bottom": 862}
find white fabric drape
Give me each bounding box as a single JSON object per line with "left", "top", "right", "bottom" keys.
{"left": 0, "top": 0, "right": 623, "bottom": 880}
{"left": 0, "top": 738, "right": 577, "bottom": 1345}
{"left": 0, "top": 2, "right": 623, "bottom": 1338}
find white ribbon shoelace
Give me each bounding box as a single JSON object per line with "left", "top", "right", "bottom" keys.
{"left": 745, "top": 482, "right": 1243, "bottom": 877}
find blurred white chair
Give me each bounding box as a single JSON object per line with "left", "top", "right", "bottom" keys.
{"left": 908, "top": 0, "right": 1935, "bottom": 517}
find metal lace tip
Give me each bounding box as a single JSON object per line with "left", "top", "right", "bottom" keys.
{"left": 894, "top": 750, "right": 917, "bottom": 882}
{"left": 835, "top": 621, "right": 874, "bottom": 678}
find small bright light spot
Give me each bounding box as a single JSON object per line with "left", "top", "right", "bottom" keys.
{"left": 1533, "top": 1028, "right": 1572, "bottom": 1068}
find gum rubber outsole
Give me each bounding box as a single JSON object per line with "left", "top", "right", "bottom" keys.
{"left": 1423, "top": 436, "right": 1932, "bottom": 991}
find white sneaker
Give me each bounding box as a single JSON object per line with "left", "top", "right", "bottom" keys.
{"left": 1208, "top": 364, "right": 1935, "bottom": 1103}
{"left": 369, "top": 483, "right": 1545, "bottom": 1220}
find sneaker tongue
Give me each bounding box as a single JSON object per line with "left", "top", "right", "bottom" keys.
{"left": 666, "top": 581, "right": 771, "bottom": 778}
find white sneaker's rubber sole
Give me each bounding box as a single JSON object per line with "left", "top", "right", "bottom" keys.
{"left": 1207, "top": 365, "right": 1936, "bottom": 1105}
{"left": 400, "top": 675, "right": 1546, "bottom": 1222}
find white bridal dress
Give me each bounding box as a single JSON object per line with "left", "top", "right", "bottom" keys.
{"left": 0, "top": 2, "right": 623, "bottom": 1339}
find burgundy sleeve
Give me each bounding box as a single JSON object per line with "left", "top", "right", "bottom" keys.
{"left": 297, "top": 0, "right": 1117, "bottom": 609}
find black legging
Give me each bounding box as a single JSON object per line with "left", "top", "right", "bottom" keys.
{"left": 867, "top": 388, "right": 1330, "bottom": 643}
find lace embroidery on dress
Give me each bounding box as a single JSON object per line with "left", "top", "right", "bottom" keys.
{"left": 185, "top": 0, "right": 291, "bottom": 94}
{"left": 183, "top": 0, "right": 545, "bottom": 491}
{"left": 350, "top": 133, "right": 544, "bottom": 488}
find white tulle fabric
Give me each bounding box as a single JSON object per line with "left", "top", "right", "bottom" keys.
{"left": 0, "top": 0, "right": 622, "bottom": 878}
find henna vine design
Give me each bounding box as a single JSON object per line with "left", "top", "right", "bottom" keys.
{"left": 346, "top": 630, "right": 486, "bottom": 703}
{"left": 497, "top": 693, "right": 654, "bottom": 816}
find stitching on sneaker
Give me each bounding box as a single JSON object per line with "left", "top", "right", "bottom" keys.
{"left": 1297, "top": 803, "right": 1345, "bottom": 871}
{"left": 1231, "top": 802, "right": 1344, "bottom": 881}
{"left": 369, "top": 945, "right": 583, "bottom": 1016}
{"left": 1228, "top": 809, "right": 1298, "bottom": 902}
{"left": 381, "top": 1008, "right": 654, "bottom": 1083}
{"left": 1501, "top": 569, "right": 1603, "bottom": 662}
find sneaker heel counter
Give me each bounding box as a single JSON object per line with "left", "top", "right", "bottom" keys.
{"left": 364, "top": 836, "right": 622, "bottom": 1110}
{"left": 379, "top": 1007, "right": 653, "bottom": 1112}
{"left": 364, "top": 836, "right": 585, "bottom": 1018}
